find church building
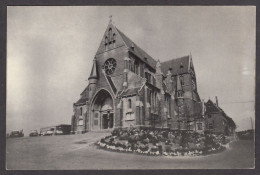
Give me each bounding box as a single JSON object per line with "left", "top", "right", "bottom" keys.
{"left": 71, "top": 18, "right": 203, "bottom": 133}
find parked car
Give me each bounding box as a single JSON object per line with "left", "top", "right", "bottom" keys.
{"left": 29, "top": 130, "right": 39, "bottom": 137}
{"left": 54, "top": 130, "right": 63, "bottom": 135}
{"left": 43, "top": 130, "right": 54, "bottom": 136}
{"left": 9, "top": 130, "right": 24, "bottom": 138}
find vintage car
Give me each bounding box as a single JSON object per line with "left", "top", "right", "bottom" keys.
{"left": 9, "top": 130, "right": 24, "bottom": 138}
{"left": 29, "top": 130, "right": 39, "bottom": 137}
{"left": 43, "top": 130, "right": 54, "bottom": 136}
{"left": 54, "top": 130, "right": 63, "bottom": 135}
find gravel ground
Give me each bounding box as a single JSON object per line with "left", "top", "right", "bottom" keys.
{"left": 6, "top": 132, "right": 254, "bottom": 170}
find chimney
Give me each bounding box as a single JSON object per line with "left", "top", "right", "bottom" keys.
{"left": 215, "top": 96, "right": 218, "bottom": 107}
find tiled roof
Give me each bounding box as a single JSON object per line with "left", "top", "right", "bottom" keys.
{"left": 161, "top": 55, "right": 190, "bottom": 76}
{"left": 116, "top": 27, "right": 157, "bottom": 69}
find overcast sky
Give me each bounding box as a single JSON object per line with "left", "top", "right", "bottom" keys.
{"left": 7, "top": 6, "right": 255, "bottom": 135}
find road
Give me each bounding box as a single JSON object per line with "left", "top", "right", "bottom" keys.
{"left": 6, "top": 132, "right": 254, "bottom": 170}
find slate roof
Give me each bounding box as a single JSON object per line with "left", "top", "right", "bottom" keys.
{"left": 118, "top": 87, "right": 142, "bottom": 97}
{"left": 111, "top": 74, "right": 124, "bottom": 93}
{"left": 161, "top": 55, "right": 190, "bottom": 76}
{"left": 205, "top": 99, "right": 220, "bottom": 114}
{"left": 75, "top": 85, "right": 89, "bottom": 105}
{"left": 116, "top": 27, "right": 157, "bottom": 69}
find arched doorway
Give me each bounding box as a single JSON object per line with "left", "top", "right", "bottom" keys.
{"left": 91, "top": 89, "right": 114, "bottom": 130}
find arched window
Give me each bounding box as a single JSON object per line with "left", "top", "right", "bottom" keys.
{"left": 128, "top": 99, "right": 132, "bottom": 109}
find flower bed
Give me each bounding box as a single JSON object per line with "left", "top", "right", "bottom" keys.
{"left": 96, "top": 128, "right": 227, "bottom": 157}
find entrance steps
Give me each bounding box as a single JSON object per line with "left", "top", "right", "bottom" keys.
{"left": 91, "top": 129, "right": 113, "bottom": 133}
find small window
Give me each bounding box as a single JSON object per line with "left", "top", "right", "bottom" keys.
{"left": 128, "top": 99, "right": 132, "bottom": 109}
{"left": 180, "top": 63, "right": 184, "bottom": 70}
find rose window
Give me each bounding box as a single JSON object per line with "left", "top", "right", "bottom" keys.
{"left": 103, "top": 58, "right": 117, "bottom": 75}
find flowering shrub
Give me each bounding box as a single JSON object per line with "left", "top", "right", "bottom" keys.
{"left": 96, "top": 128, "right": 227, "bottom": 157}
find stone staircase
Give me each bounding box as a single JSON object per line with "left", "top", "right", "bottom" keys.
{"left": 91, "top": 129, "right": 113, "bottom": 133}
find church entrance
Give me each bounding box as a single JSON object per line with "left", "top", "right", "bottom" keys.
{"left": 91, "top": 89, "right": 114, "bottom": 131}
{"left": 102, "top": 113, "right": 114, "bottom": 129}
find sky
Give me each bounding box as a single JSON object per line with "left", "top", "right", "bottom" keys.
{"left": 7, "top": 6, "right": 255, "bottom": 135}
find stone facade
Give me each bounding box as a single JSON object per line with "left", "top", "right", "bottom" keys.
{"left": 71, "top": 19, "right": 233, "bottom": 134}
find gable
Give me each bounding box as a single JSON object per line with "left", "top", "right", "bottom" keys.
{"left": 95, "top": 23, "right": 126, "bottom": 55}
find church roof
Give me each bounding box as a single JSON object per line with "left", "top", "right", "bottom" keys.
{"left": 161, "top": 55, "right": 190, "bottom": 75}
{"left": 74, "top": 85, "right": 89, "bottom": 106}
{"left": 119, "top": 87, "right": 142, "bottom": 97}
{"left": 74, "top": 96, "right": 88, "bottom": 106}
{"left": 116, "top": 27, "right": 157, "bottom": 69}
{"left": 205, "top": 99, "right": 220, "bottom": 113}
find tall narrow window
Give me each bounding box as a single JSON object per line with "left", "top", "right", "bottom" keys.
{"left": 80, "top": 107, "right": 83, "bottom": 116}
{"left": 147, "top": 89, "right": 151, "bottom": 105}
{"left": 128, "top": 99, "right": 132, "bottom": 109}
{"left": 145, "top": 72, "right": 151, "bottom": 83}
{"left": 108, "top": 28, "right": 112, "bottom": 41}
{"left": 180, "top": 76, "right": 184, "bottom": 85}
{"left": 154, "top": 92, "right": 157, "bottom": 107}
{"left": 112, "top": 33, "right": 116, "bottom": 41}
{"left": 134, "top": 60, "right": 140, "bottom": 75}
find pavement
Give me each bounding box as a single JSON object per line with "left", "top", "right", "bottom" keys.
{"left": 6, "top": 132, "right": 255, "bottom": 170}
